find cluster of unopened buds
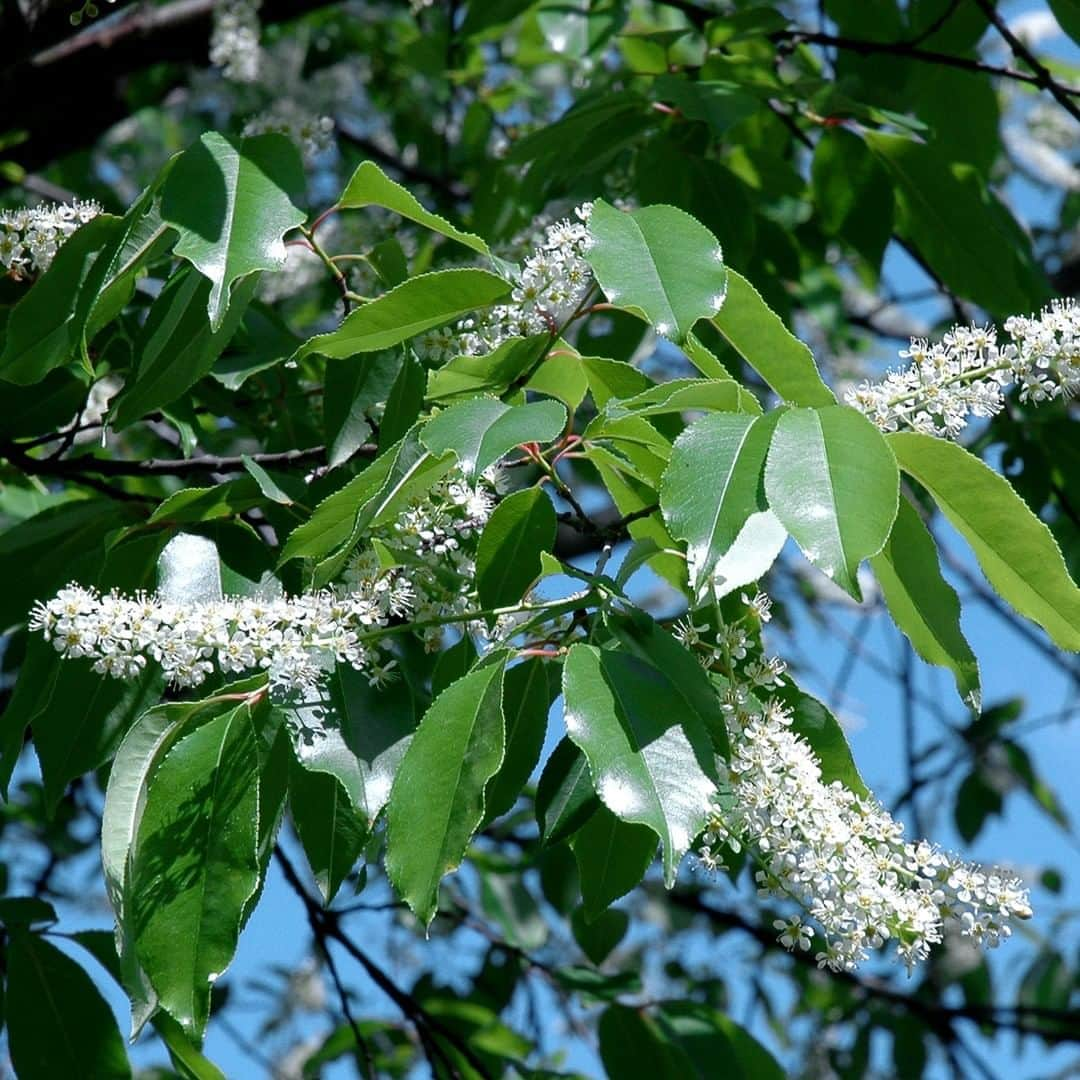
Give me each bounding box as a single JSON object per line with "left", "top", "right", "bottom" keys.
{"left": 684, "top": 596, "right": 1032, "bottom": 974}
{"left": 846, "top": 299, "right": 1080, "bottom": 437}
{"left": 416, "top": 203, "right": 595, "bottom": 362}
{"left": 210, "top": 0, "right": 263, "bottom": 83}
{"left": 29, "top": 470, "right": 499, "bottom": 692}
{"left": 0, "top": 200, "right": 102, "bottom": 277}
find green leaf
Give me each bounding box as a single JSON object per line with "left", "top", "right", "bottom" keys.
{"left": 129, "top": 699, "right": 263, "bottom": 1038}
{"left": 480, "top": 873, "right": 548, "bottom": 951}
{"left": 338, "top": 160, "right": 491, "bottom": 256}
{"left": 324, "top": 352, "right": 398, "bottom": 467}
{"left": 484, "top": 657, "right": 556, "bottom": 822}
{"left": 654, "top": 1002, "right": 785, "bottom": 1080}
{"left": 598, "top": 377, "right": 757, "bottom": 423}
{"left": 150, "top": 477, "right": 263, "bottom": 523}
{"left": 6, "top": 930, "right": 132, "bottom": 1080}
{"left": 421, "top": 397, "right": 567, "bottom": 480}
{"left": 0, "top": 215, "right": 122, "bottom": 383}
{"left": 889, "top": 432, "right": 1080, "bottom": 651}
{"left": 535, "top": 736, "right": 600, "bottom": 845}
{"left": 711, "top": 270, "right": 836, "bottom": 407}
{"left": 865, "top": 131, "right": 1049, "bottom": 313}
{"left": 764, "top": 405, "right": 899, "bottom": 600}
{"left": 280, "top": 425, "right": 451, "bottom": 567}
{"left": 572, "top": 804, "right": 657, "bottom": 920}
{"left": 598, "top": 1003, "right": 690, "bottom": 1077}
{"left": 426, "top": 335, "right": 549, "bottom": 402}
{"left": 660, "top": 411, "right": 779, "bottom": 596}
{"left": 562, "top": 642, "right": 721, "bottom": 885}
{"left": 870, "top": 495, "right": 981, "bottom": 709}
{"left": 585, "top": 200, "right": 727, "bottom": 343}
{"left": 476, "top": 488, "right": 557, "bottom": 609}
{"left": 1050, "top": 0, "right": 1080, "bottom": 42}
{"left": 112, "top": 267, "right": 258, "bottom": 427}
{"left": 571, "top": 905, "right": 629, "bottom": 965}
{"left": 73, "top": 177, "right": 175, "bottom": 361}
{"left": 385, "top": 657, "right": 508, "bottom": 924}
{"left": 0, "top": 370, "right": 86, "bottom": 438}
{"left": 278, "top": 663, "right": 422, "bottom": 826}
{"left": 0, "top": 897, "right": 57, "bottom": 928}
{"left": 289, "top": 751, "right": 368, "bottom": 904}
{"left": 379, "top": 350, "right": 426, "bottom": 451}
{"left": 162, "top": 132, "right": 306, "bottom": 329}
{"left": 653, "top": 75, "right": 760, "bottom": 135}
{"left": 0, "top": 497, "right": 141, "bottom": 631}
{"left": 294, "top": 269, "right": 511, "bottom": 360}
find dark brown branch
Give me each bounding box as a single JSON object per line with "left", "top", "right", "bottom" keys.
{"left": 274, "top": 846, "right": 494, "bottom": 1079}
{"left": 973, "top": 0, "right": 1080, "bottom": 124}
{"left": 771, "top": 29, "right": 1080, "bottom": 107}
{"left": 671, "top": 892, "right": 1080, "bottom": 1041}
{"left": 0, "top": 441, "right": 361, "bottom": 480}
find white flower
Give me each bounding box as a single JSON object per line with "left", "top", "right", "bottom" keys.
{"left": 846, "top": 300, "right": 1080, "bottom": 437}
{"left": 0, "top": 200, "right": 103, "bottom": 276}
{"left": 700, "top": 667, "right": 1032, "bottom": 975}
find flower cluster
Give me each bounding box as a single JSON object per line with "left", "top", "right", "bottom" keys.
{"left": 0, "top": 200, "right": 102, "bottom": 277}
{"left": 29, "top": 470, "right": 499, "bottom": 692}
{"left": 210, "top": 0, "right": 262, "bottom": 83}
{"left": 846, "top": 299, "right": 1080, "bottom": 437}
{"left": 698, "top": 675, "right": 1031, "bottom": 974}
{"left": 415, "top": 204, "right": 594, "bottom": 363}
{"left": 243, "top": 105, "right": 335, "bottom": 160}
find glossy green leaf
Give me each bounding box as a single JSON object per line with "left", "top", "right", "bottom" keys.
{"left": 765, "top": 406, "right": 899, "bottom": 600}
{"left": 660, "top": 411, "right": 778, "bottom": 596}
{"left": 129, "top": 699, "right": 263, "bottom": 1037}
{"left": 0, "top": 216, "right": 123, "bottom": 383}
{"left": 572, "top": 804, "right": 657, "bottom": 920}
{"left": 421, "top": 397, "right": 566, "bottom": 480}
{"left": 889, "top": 432, "right": 1080, "bottom": 651}
{"left": 294, "top": 269, "right": 510, "bottom": 360}
{"left": 426, "top": 335, "right": 549, "bottom": 402}
{"left": 324, "top": 352, "right": 398, "bottom": 467}
{"left": 379, "top": 350, "right": 425, "bottom": 451}
{"left": 585, "top": 200, "right": 727, "bottom": 343}
{"left": 339, "top": 160, "right": 491, "bottom": 256}
{"left": 599, "top": 377, "right": 757, "bottom": 422}
{"left": 289, "top": 751, "right": 368, "bottom": 904}
{"left": 7, "top": 930, "right": 131, "bottom": 1080}
{"left": 278, "top": 662, "right": 422, "bottom": 826}
{"left": 562, "top": 642, "right": 721, "bottom": 885}
{"left": 711, "top": 270, "right": 836, "bottom": 407}
{"left": 112, "top": 268, "right": 258, "bottom": 427}
{"left": 484, "top": 657, "right": 556, "bottom": 822}
{"left": 536, "top": 736, "right": 600, "bottom": 845}
{"left": 385, "top": 657, "right": 508, "bottom": 924}
{"left": 476, "top": 487, "right": 557, "bottom": 609}
{"left": 870, "top": 495, "right": 981, "bottom": 709}
{"left": 161, "top": 132, "right": 306, "bottom": 329}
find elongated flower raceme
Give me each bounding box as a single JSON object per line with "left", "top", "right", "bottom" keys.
{"left": 846, "top": 298, "right": 1080, "bottom": 437}
{"left": 0, "top": 200, "right": 102, "bottom": 277}
{"left": 698, "top": 677, "right": 1031, "bottom": 975}
{"left": 29, "top": 471, "right": 498, "bottom": 692}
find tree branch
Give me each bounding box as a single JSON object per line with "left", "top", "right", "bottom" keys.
{"left": 0, "top": 441, "right": 358, "bottom": 480}
{"left": 771, "top": 28, "right": 1080, "bottom": 111}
